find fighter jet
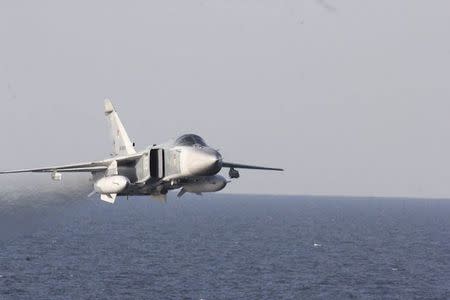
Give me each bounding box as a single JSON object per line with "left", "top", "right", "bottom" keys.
{"left": 0, "top": 100, "right": 283, "bottom": 203}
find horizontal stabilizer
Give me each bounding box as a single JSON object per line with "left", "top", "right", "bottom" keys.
{"left": 100, "top": 193, "right": 117, "bottom": 204}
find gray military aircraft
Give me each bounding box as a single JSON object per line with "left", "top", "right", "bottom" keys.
{"left": 0, "top": 100, "right": 283, "bottom": 203}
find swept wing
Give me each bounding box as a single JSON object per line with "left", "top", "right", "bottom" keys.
{"left": 222, "top": 162, "right": 283, "bottom": 171}
{"left": 0, "top": 153, "right": 143, "bottom": 174}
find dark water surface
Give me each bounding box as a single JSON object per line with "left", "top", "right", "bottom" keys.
{"left": 0, "top": 194, "right": 449, "bottom": 299}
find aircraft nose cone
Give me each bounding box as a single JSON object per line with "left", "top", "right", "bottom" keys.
{"left": 186, "top": 149, "right": 223, "bottom": 176}
{"left": 201, "top": 149, "right": 222, "bottom": 175}
{"left": 210, "top": 151, "right": 223, "bottom": 174}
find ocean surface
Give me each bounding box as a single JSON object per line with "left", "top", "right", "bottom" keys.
{"left": 0, "top": 193, "right": 449, "bottom": 299}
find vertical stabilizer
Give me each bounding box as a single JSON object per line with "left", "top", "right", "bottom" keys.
{"left": 104, "top": 99, "right": 137, "bottom": 156}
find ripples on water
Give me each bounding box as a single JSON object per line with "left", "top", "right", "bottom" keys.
{"left": 0, "top": 191, "right": 449, "bottom": 299}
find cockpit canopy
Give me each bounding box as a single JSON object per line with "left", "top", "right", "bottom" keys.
{"left": 175, "top": 134, "right": 208, "bottom": 147}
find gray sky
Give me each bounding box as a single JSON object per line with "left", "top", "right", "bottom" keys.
{"left": 1, "top": 0, "right": 450, "bottom": 198}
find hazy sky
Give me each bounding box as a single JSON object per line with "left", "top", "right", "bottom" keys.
{"left": 1, "top": 1, "right": 450, "bottom": 198}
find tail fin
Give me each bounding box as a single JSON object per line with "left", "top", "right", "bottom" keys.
{"left": 104, "top": 99, "right": 137, "bottom": 156}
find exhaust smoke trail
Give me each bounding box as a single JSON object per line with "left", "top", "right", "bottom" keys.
{"left": 0, "top": 174, "right": 92, "bottom": 241}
